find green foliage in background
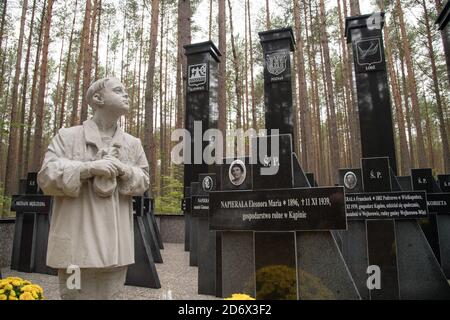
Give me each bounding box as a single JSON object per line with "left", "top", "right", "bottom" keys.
{"left": 155, "top": 175, "right": 183, "bottom": 215}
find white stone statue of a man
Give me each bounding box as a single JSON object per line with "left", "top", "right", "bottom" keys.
{"left": 38, "top": 77, "right": 150, "bottom": 300}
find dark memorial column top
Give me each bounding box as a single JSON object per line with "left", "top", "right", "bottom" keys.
{"left": 345, "top": 12, "right": 385, "bottom": 43}
{"left": 258, "top": 27, "right": 296, "bottom": 52}
{"left": 436, "top": 0, "right": 450, "bottom": 30}
{"left": 184, "top": 41, "right": 221, "bottom": 62}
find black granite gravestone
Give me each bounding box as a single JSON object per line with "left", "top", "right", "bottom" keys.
{"left": 209, "top": 27, "right": 359, "bottom": 300}
{"left": 411, "top": 169, "right": 441, "bottom": 263}
{"left": 196, "top": 173, "right": 217, "bottom": 295}
{"left": 134, "top": 196, "right": 162, "bottom": 263}
{"left": 344, "top": 13, "right": 450, "bottom": 299}
{"left": 436, "top": 174, "right": 450, "bottom": 277}
{"left": 189, "top": 182, "right": 200, "bottom": 267}
{"left": 411, "top": 169, "right": 450, "bottom": 278}
{"left": 145, "top": 197, "right": 163, "bottom": 250}
{"left": 125, "top": 197, "right": 161, "bottom": 289}
{"left": 10, "top": 173, "right": 56, "bottom": 276}
{"left": 182, "top": 41, "right": 221, "bottom": 253}
{"left": 183, "top": 187, "right": 191, "bottom": 252}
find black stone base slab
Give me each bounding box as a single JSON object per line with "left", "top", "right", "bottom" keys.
{"left": 396, "top": 220, "right": 450, "bottom": 299}
{"left": 340, "top": 221, "right": 370, "bottom": 300}
{"left": 125, "top": 216, "right": 161, "bottom": 289}
{"left": 149, "top": 210, "right": 164, "bottom": 250}
{"left": 255, "top": 232, "right": 297, "bottom": 300}
{"left": 189, "top": 217, "right": 199, "bottom": 267}
{"left": 215, "top": 232, "right": 222, "bottom": 297}
{"left": 296, "top": 231, "right": 360, "bottom": 300}
{"left": 198, "top": 217, "right": 216, "bottom": 295}
{"left": 220, "top": 232, "right": 255, "bottom": 298}
{"left": 11, "top": 212, "right": 56, "bottom": 276}
{"left": 143, "top": 212, "right": 163, "bottom": 264}
{"left": 185, "top": 212, "right": 191, "bottom": 252}
{"left": 33, "top": 214, "right": 57, "bottom": 275}
{"left": 437, "top": 215, "right": 450, "bottom": 278}
{"left": 366, "top": 219, "right": 399, "bottom": 300}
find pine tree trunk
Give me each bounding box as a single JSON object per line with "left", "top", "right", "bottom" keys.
{"left": 293, "top": 0, "right": 313, "bottom": 171}
{"left": 144, "top": 0, "right": 160, "bottom": 196}
{"left": 344, "top": 0, "right": 361, "bottom": 166}
{"left": 60, "top": 0, "right": 78, "bottom": 128}
{"left": 18, "top": 0, "right": 37, "bottom": 179}
{"left": 384, "top": 22, "right": 410, "bottom": 175}
{"left": 32, "top": 0, "right": 54, "bottom": 172}
{"left": 218, "top": 0, "right": 227, "bottom": 140}
{"left": 395, "top": 0, "right": 427, "bottom": 168}
{"left": 422, "top": 0, "right": 450, "bottom": 172}
{"left": 159, "top": 4, "right": 165, "bottom": 196}
{"left": 80, "top": 0, "right": 96, "bottom": 123}
{"left": 319, "top": 0, "right": 339, "bottom": 184}
{"left": 24, "top": 0, "right": 46, "bottom": 176}
{"left": 247, "top": 0, "right": 257, "bottom": 130}
{"left": 4, "top": 0, "right": 28, "bottom": 195}
{"left": 176, "top": 0, "right": 190, "bottom": 130}
{"left": 228, "top": 0, "right": 243, "bottom": 130}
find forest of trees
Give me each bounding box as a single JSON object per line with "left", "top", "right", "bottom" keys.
{"left": 0, "top": 0, "right": 449, "bottom": 216}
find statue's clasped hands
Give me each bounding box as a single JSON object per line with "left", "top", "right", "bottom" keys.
{"left": 86, "top": 147, "right": 130, "bottom": 180}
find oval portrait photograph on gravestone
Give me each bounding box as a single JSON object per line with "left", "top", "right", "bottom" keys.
{"left": 221, "top": 159, "right": 252, "bottom": 191}
{"left": 229, "top": 160, "right": 246, "bottom": 187}
{"left": 344, "top": 171, "right": 358, "bottom": 190}
{"left": 201, "top": 175, "right": 214, "bottom": 192}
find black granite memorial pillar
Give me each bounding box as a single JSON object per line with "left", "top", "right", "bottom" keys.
{"left": 436, "top": 1, "right": 450, "bottom": 85}
{"left": 259, "top": 28, "right": 295, "bottom": 137}
{"left": 345, "top": 13, "right": 450, "bottom": 299}
{"left": 345, "top": 13, "right": 397, "bottom": 174}
{"left": 183, "top": 42, "right": 221, "bottom": 252}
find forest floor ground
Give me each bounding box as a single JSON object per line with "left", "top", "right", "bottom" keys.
{"left": 1, "top": 243, "right": 218, "bottom": 300}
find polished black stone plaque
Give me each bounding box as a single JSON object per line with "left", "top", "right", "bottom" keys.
{"left": 346, "top": 191, "right": 428, "bottom": 220}
{"left": 209, "top": 187, "right": 346, "bottom": 231}
{"left": 11, "top": 195, "right": 52, "bottom": 214}
{"left": 438, "top": 174, "right": 450, "bottom": 192}
{"left": 251, "top": 135, "right": 294, "bottom": 190}
{"left": 361, "top": 157, "right": 391, "bottom": 192}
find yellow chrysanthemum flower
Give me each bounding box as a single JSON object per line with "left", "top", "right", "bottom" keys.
{"left": 12, "top": 280, "right": 22, "bottom": 287}
{"left": 0, "top": 294, "right": 7, "bottom": 300}
{"left": 32, "top": 285, "right": 43, "bottom": 294}
{"left": 10, "top": 290, "right": 16, "bottom": 297}
{"left": 225, "top": 293, "right": 255, "bottom": 300}
{"left": 4, "top": 284, "right": 13, "bottom": 291}
{"left": 0, "top": 289, "right": 4, "bottom": 294}
{"left": 19, "top": 292, "right": 34, "bottom": 300}
{"left": 8, "top": 295, "right": 18, "bottom": 300}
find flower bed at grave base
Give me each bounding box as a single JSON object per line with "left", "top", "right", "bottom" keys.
{"left": 225, "top": 293, "right": 256, "bottom": 300}
{"left": 0, "top": 277, "right": 45, "bottom": 300}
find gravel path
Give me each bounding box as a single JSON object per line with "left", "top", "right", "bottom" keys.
{"left": 1, "top": 243, "right": 218, "bottom": 300}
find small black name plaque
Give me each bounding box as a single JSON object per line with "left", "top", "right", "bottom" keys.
{"left": 346, "top": 191, "right": 428, "bottom": 220}
{"left": 11, "top": 195, "right": 52, "bottom": 214}
{"left": 209, "top": 187, "right": 346, "bottom": 231}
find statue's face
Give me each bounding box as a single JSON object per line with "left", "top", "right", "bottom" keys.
{"left": 101, "top": 78, "right": 130, "bottom": 115}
